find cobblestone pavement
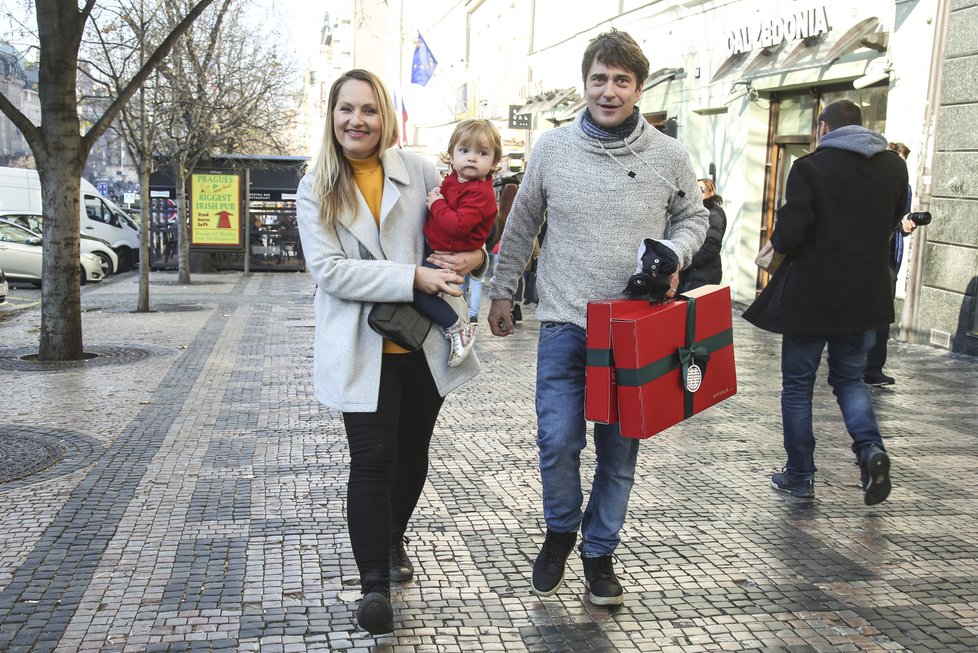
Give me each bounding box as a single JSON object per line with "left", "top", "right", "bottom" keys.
{"left": 1, "top": 271, "right": 976, "bottom": 653}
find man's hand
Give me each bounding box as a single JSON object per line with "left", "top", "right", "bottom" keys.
{"left": 900, "top": 216, "right": 917, "bottom": 235}
{"left": 488, "top": 299, "right": 514, "bottom": 336}
{"left": 666, "top": 271, "right": 680, "bottom": 298}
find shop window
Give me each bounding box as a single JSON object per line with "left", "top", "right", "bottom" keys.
{"left": 820, "top": 86, "right": 888, "bottom": 135}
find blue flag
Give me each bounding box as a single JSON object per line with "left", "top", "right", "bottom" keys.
{"left": 411, "top": 32, "right": 437, "bottom": 86}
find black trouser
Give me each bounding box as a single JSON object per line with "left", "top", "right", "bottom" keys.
{"left": 341, "top": 351, "right": 444, "bottom": 577}
{"left": 866, "top": 267, "right": 898, "bottom": 377}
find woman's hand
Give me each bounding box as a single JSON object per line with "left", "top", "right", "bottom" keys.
{"left": 427, "top": 249, "right": 485, "bottom": 277}
{"left": 414, "top": 265, "right": 464, "bottom": 296}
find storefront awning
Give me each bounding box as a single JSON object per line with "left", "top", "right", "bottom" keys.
{"left": 712, "top": 16, "right": 887, "bottom": 84}
{"left": 516, "top": 87, "right": 578, "bottom": 114}
{"left": 643, "top": 67, "right": 684, "bottom": 91}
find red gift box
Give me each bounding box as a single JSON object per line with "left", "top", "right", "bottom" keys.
{"left": 585, "top": 299, "right": 651, "bottom": 424}
{"left": 609, "top": 285, "right": 737, "bottom": 438}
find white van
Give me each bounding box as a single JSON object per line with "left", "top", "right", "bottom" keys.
{"left": 0, "top": 167, "right": 140, "bottom": 271}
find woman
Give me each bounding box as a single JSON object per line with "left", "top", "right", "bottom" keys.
{"left": 679, "top": 178, "right": 727, "bottom": 291}
{"left": 295, "top": 69, "right": 487, "bottom": 636}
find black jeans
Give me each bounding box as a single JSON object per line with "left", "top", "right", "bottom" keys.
{"left": 341, "top": 351, "right": 444, "bottom": 576}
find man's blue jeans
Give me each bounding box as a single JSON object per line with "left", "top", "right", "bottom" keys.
{"left": 536, "top": 322, "right": 640, "bottom": 557}
{"left": 781, "top": 330, "right": 884, "bottom": 479}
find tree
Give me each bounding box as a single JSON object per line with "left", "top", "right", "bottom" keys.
{"left": 0, "top": 0, "right": 218, "bottom": 360}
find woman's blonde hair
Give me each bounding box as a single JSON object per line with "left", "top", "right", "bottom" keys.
{"left": 312, "top": 69, "right": 400, "bottom": 229}
{"left": 443, "top": 119, "right": 503, "bottom": 178}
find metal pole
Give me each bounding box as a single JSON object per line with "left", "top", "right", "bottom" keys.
{"left": 243, "top": 168, "right": 251, "bottom": 274}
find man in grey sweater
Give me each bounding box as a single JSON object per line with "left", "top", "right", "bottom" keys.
{"left": 488, "top": 30, "right": 708, "bottom": 607}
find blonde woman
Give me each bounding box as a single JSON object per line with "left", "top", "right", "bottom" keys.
{"left": 295, "top": 69, "right": 487, "bottom": 635}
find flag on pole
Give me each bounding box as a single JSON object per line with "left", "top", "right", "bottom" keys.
{"left": 392, "top": 87, "right": 409, "bottom": 148}
{"left": 411, "top": 32, "right": 437, "bottom": 86}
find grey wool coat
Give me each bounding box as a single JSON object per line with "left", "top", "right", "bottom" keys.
{"left": 295, "top": 149, "right": 483, "bottom": 412}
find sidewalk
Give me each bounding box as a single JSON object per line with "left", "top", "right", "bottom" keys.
{"left": 1, "top": 271, "right": 976, "bottom": 653}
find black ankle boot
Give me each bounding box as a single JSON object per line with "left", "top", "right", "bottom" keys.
{"left": 357, "top": 570, "right": 393, "bottom": 635}
{"left": 390, "top": 534, "right": 414, "bottom": 582}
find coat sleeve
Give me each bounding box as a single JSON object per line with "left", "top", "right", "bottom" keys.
{"left": 660, "top": 150, "right": 709, "bottom": 269}
{"left": 691, "top": 206, "right": 726, "bottom": 267}
{"left": 772, "top": 162, "right": 817, "bottom": 254}
{"left": 295, "top": 175, "right": 417, "bottom": 304}
{"left": 490, "top": 153, "right": 548, "bottom": 300}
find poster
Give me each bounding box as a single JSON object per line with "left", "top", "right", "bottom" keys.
{"left": 190, "top": 173, "right": 242, "bottom": 248}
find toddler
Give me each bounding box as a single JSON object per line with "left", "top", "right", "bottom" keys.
{"left": 415, "top": 118, "right": 502, "bottom": 366}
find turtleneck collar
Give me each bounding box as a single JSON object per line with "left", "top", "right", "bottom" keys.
{"left": 347, "top": 153, "right": 382, "bottom": 174}
{"left": 581, "top": 107, "right": 642, "bottom": 141}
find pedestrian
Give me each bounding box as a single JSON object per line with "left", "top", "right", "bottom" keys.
{"left": 742, "top": 99, "right": 909, "bottom": 506}
{"left": 863, "top": 141, "right": 917, "bottom": 386}
{"left": 294, "top": 68, "right": 487, "bottom": 636}
{"left": 416, "top": 118, "right": 501, "bottom": 366}
{"left": 679, "top": 177, "right": 726, "bottom": 291}
{"left": 487, "top": 29, "right": 708, "bottom": 607}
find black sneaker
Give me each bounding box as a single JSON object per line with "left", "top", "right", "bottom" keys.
{"left": 511, "top": 304, "right": 523, "bottom": 323}
{"left": 582, "top": 554, "right": 624, "bottom": 606}
{"left": 531, "top": 530, "right": 576, "bottom": 596}
{"left": 864, "top": 373, "right": 895, "bottom": 387}
{"left": 390, "top": 534, "right": 414, "bottom": 582}
{"left": 770, "top": 469, "right": 815, "bottom": 498}
{"left": 357, "top": 570, "right": 394, "bottom": 635}
{"left": 860, "top": 445, "right": 891, "bottom": 506}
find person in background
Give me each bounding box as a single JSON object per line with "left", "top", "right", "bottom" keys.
{"left": 416, "top": 118, "right": 502, "bottom": 366}
{"left": 743, "top": 99, "right": 908, "bottom": 506}
{"left": 863, "top": 141, "right": 916, "bottom": 386}
{"left": 295, "top": 68, "right": 487, "bottom": 636}
{"left": 488, "top": 29, "right": 707, "bottom": 607}
{"left": 679, "top": 177, "right": 726, "bottom": 292}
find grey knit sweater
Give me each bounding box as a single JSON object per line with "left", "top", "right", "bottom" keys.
{"left": 489, "top": 112, "right": 709, "bottom": 329}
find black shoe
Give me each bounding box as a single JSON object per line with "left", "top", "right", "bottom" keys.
{"left": 864, "top": 373, "right": 895, "bottom": 387}
{"left": 582, "top": 554, "right": 624, "bottom": 606}
{"left": 357, "top": 570, "right": 393, "bottom": 635}
{"left": 860, "top": 445, "right": 891, "bottom": 506}
{"left": 469, "top": 316, "right": 478, "bottom": 323}
{"left": 390, "top": 534, "right": 414, "bottom": 582}
{"left": 531, "top": 530, "right": 576, "bottom": 596}
{"left": 770, "top": 469, "right": 815, "bottom": 498}
{"left": 511, "top": 304, "right": 522, "bottom": 323}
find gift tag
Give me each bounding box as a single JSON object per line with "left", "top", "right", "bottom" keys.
{"left": 685, "top": 363, "right": 702, "bottom": 393}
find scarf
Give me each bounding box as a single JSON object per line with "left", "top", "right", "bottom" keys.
{"left": 581, "top": 107, "right": 641, "bottom": 141}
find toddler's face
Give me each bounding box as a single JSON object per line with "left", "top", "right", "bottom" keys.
{"left": 451, "top": 142, "right": 494, "bottom": 182}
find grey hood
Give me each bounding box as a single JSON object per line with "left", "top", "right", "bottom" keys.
{"left": 817, "top": 125, "right": 888, "bottom": 158}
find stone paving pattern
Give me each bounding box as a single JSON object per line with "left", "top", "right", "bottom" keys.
{"left": 0, "top": 271, "right": 976, "bottom": 652}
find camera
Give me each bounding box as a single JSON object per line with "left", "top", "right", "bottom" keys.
{"left": 909, "top": 211, "right": 932, "bottom": 226}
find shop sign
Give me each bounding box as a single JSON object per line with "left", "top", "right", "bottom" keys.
{"left": 190, "top": 172, "right": 243, "bottom": 248}
{"left": 726, "top": 6, "right": 831, "bottom": 56}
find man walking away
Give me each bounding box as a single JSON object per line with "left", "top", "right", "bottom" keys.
{"left": 743, "top": 99, "right": 909, "bottom": 506}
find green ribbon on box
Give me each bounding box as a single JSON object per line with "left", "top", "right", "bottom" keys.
{"left": 586, "top": 348, "right": 613, "bottom": 367}
{"left": 615, "top": 295, "right": 732, "bottom": 419}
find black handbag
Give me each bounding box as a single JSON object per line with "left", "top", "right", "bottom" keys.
{"left": 367, "top": 302, "right": 433, "bottom": 351}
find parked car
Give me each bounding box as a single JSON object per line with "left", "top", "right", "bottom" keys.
{"left": 0, "top": 167, "right": 140, "bottom": 271}
{"left": 0, "top": 266, "right": 7, "bottom": 304}
{"left": 0, "top": 214, "right": 119, "bottom": 276}
{"left": 0, "top": 220, "right": 103, "bottom": 286}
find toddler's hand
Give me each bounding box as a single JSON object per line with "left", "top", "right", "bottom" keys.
{"left": 426, "top": 187, "right": 443, "bottom": 208}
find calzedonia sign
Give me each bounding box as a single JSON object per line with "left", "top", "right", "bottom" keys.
{"left": 726, "top": 6, "right": 831, "bottom": 56}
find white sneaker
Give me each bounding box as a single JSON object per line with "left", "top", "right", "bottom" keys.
{"left": 444, "top": 320, "right": 476, "bottom": 367}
